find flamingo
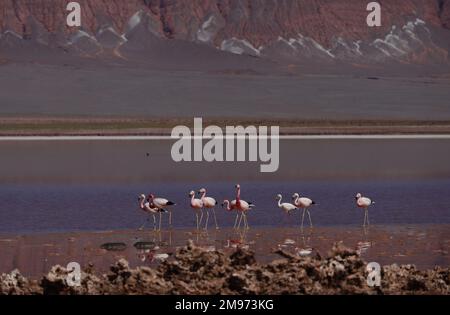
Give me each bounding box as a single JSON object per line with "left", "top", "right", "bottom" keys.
{"left": 198, "top": 188, "right": 219, "bottom": 230}
{"left": 276, "top": 194, "right": 298, "bottom": 214}
{"left": 224, "top": 184, "right": 254, "bottom": 230}
{"left": 355, "top": 193, "right": 375, "bottom": 226}
{"left": 222, "top": 199, "right": 239, "bottom": 228}
{"left": 138, "top": 194, "right": 165, "bottom": 231}
{"left": 189, "top": 190, "right": 204, "bottom": 230}
{"left": 292, "top": 193, "right": 316, "bottom": 229}
{"left": 148, "top": 194, "right": 176, "bottom": 228}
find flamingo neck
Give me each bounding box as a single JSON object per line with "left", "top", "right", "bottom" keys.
{"left": 277, "top": 197, "right": 283, "bottom": 208}
{"left": 139, "top": 198, "right": 145, "bottom": 209}
{"left": 224, "top": 200, "right": 231, "bottom": 211}
{"left": 236, "top": 187, "right": 241, "bottom": 201}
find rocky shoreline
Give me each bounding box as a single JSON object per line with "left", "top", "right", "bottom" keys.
{"left": 1, "top": 241, "right": 449, "bottom": 295}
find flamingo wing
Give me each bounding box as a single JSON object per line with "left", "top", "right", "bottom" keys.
{"left": 203, "top": 197, "right": 217, "bottom": 207}
{"left": 154, "top": 198, "right": 176, "bottom": 208}
{"left": 282, "top": 203, "right": 297, "bottom": 212}
{"left": 358, "top": 197, "right": 372, "bottom": 207}
{"left": 239, "top": 200, "right": 253, "bottom": 211}
{"left": 299, "top": 197, "right": 314, "bottom": 207}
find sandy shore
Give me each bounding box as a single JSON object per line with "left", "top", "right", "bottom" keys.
{"left": 1, "top": 117, "right": 450, "bottom": 136}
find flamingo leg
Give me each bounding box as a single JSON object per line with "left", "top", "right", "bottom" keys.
{"left": 244, "top": 213, "right": 249, "bottom": 229}
{"left": 212, "top": 208, "right": 219, "bottom": 229}
{"left": 307, "top": 210, "right": 313, "bottom": 228}
{"left": 199, "top": 210, "right": 204, "bottom": 228}
{"left": 237, "top": 212, "right": 244, "bottom": 230}
{"left": 366, "top": 209, "right": 370, "bottom": 226}
{"left": 196, "top": 212, "right": 199, "bottom": 230}
{"left": 169, "top": 210, "right": 173, "bottom": 227}
{"left": 233, "top": 213, "right": 239, "bottom": 229}
{"left": 363, "top": 209, "right": 367, "bottom": 226}
{"left": 301, "top": 209, "right": 306, "bottom": 229}
{"left": 152, "top": 214, "right": 157, "bottom": 231}
{"left": 139, "top": 218, "right": 148, "bottom": 230}
{"left": 204, "top": 209, "right": 210, "bottom": 230}
{"left": 158, "top": 212, "right": 162, "bottom": 231}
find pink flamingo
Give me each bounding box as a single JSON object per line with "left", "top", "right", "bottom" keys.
{"left": 223, "top": 184, "right": 254, "bottom": 229}
{"left": 355, "top": 193, "right": 375, "bottom": 226}
{"left": 292, "top": 193, "right": 316, "bottom": 229}
{"left": 189, "top": 190, "right": 204, "bottom": 230}
{"left": 138, "top": 194, "right": 164, "bottom": 231}
{"left": 148, "top": 194, "right": 176, "bottom": 228}
{"left": 222, "top": 199, "right": 239, "bottom": 228}
{"left": 198, "top": 188, "right": 219, "bottom": 230}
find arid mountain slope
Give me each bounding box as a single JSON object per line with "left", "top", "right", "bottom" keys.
{"left": 0, "top": 0, "right": 449, "bottom": 64}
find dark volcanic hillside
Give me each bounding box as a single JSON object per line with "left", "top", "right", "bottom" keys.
{"left": 0, "top": 0, "right": 450, "bottom": 65}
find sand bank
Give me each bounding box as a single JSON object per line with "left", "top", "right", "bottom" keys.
{"left": 1, "top": 117, "right": 450, "bottom": 136}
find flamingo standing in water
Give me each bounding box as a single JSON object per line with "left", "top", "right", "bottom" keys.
{"left": 355, "top": 193, "right": 375, "bottom": 226}
{"left": 222, "top": 199, "right": 239, "bottom": 228}
{"left": 138, "top": 194, "right": 165, "bottom": 231}
{"left": 198, "top": 188, "right": 219, "bottom": 230}
{"left": 223, "top": 184, "right": 254, "bottom": 230}
{"left": 276, "top": 194, "right": 298, "bottom": 214}
{"left": 189, "top": 190, "right": 204, "bottom": 230}
{"left": 148, "top": 194, "right": 176, "bottom": 229}
{"left": 292, "top": 193, "right": 316, "bottom": 229}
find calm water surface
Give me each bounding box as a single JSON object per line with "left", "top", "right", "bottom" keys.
{"left": 0, "top": 139, "right": 449, "bottom": 233}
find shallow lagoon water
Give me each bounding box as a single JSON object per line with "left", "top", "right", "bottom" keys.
{"left": 0, "top": 179, "right": 449, "bottom": 233}
{"left": 0, "top": 138, "right": 449, "bottom": 275}
{"left": 0, "top": 138, "right": 449, "bottom": 233}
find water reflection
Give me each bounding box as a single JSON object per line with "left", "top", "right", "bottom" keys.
{"left": 277, "top": 229, "right": 314, "bottom": 257}
{"left": 297, "top": 231, "right": 314, "bottom": 257}
{"left": 357, "top": 226, "right": 373, "bottom": 256}
{"left": 225, "top": 229, "right": 252, "bottom": 251}
{"left": 100, "top": 242, "right": 127, "bottom": 252}
{"left": 0, "top": 225, "right": 448, "bottom": 278}
{"left": 133, "top": 230, "right": 173, "bottom": 264}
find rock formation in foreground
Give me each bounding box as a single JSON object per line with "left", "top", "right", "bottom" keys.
{"left": 1, "top": 241, "right": 449, "bottom": 295}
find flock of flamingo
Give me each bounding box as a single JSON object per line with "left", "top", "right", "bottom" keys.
{"left": 138, "top": 184, "right": 375, "bottom": 231}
